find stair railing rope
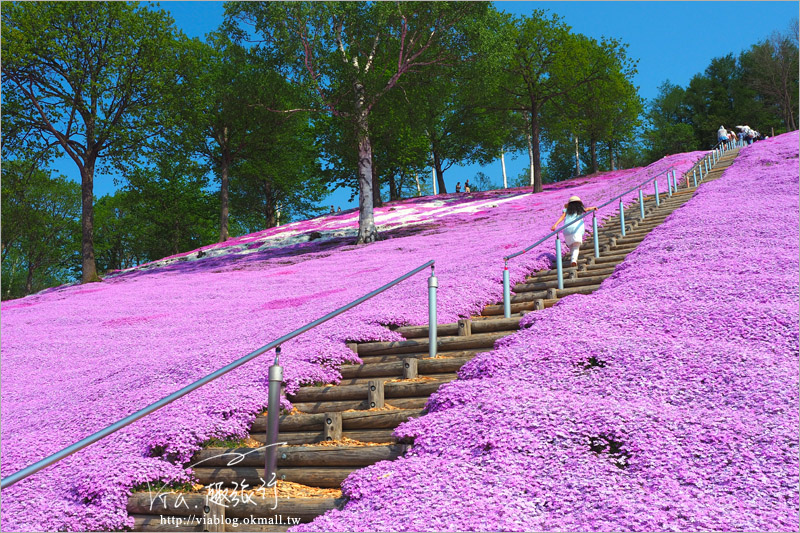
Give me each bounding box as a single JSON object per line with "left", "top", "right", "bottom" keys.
{"left": 0, "top": 260, "right": 437, "bottom": 490}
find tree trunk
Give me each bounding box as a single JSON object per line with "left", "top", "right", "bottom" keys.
{"left": 590, "top": 136, "right": 598, "bottom": 174}
{"left": 414, "top": 172, "right": 422, "bottom": 196}
{"left": 388, "top": 174, "right": 399, "bottom": 201}
{"left": 219, "top": 127, "right": 231, "bottom": 242}
{"left": 371, "top": 158, "right": 382, "bottom": 207}
{"left": 219, "top": 156, "right": 230, "bottom": 242}
{"left": 173, "top": 220, "right": 180, "bottom": 255}
{"left": 526, "top": 121, "right": 535, "bottom": 187}
{"left": 261, "top": 180, "right": 278, "bottom": 228}
{"left": 500, "top": 150, "right": 508, "bottom": 188}
{"left": 354, "top": 84, "right": 377, "bottom": 244}
{"left": 80, "top": 160, "right": 99, "bottom": 283}
{"left": 432, "top": 150, "right": 447, "bottom": 194}
{"left": 529, "top": 106, "right": 543, "bottom": 193}
{"left": 574, "top": 134, "right": 581, "bottom": 177}
{"left": 265, "top": 182, "right": 278, "bottom": 228}
{"left": 25, "top": 262, "right": 35, "bottom": 295}
{"left": 608, "top": 142, "right": 616, "bottom": 171}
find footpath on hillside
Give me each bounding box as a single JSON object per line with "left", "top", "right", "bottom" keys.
{"left": 293, "top": 133, "right": 799, "bottom": 532}
{"left": 0, "top": 145, "right": 765, "bottom": 532}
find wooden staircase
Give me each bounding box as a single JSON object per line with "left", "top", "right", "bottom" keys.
{"left": 128, "top": 149, "right": 738, "bottom": 532}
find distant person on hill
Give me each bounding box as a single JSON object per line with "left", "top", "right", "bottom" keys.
{"left": 717, "top": 125, "right": 728, "bottom": 143}
{"left": 455, "top": 181, "right": 462, "bottom": 193}
{"left": 464, "top": 179, "right": 471, "bottom": 193}
{"left": 330, "top": 205, "right": 335, "bottom": 214}
{"left": 337, "top": 207, "right": 341, "bottom": 213}
{"left": 551, "top": 195, "right": 598, "bottom": 267}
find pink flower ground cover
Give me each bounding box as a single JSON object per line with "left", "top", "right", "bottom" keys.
{"left": 1, "top": 151, "right": 705, "bottom": 531}
{"left": 295, "top": 132, "right": 800, "bottom": 532}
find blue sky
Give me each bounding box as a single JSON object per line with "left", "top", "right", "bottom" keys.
{"left": 52, "top": 1, "right": 798, "bottom": 208}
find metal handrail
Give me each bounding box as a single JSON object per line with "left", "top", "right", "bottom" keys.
{"left": 504, "top": 165, "right": 675, "bottom": 262}
{"left": 0, "top": 260, "right": 436, "bottom": 490}
{"left": 501, "top": 138, "right": 737, "bottom": 317}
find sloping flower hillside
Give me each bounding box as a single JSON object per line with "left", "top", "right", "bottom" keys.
{"left": 296, "top": 132, "right": 799, "bottom": 532}
{"left": 1, "top": 152, "right": 702, "bottom": 531}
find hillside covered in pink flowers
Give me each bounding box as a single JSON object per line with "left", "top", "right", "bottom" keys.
{"left": 1, "top": 135, "right": 797, "bottom": 531}
{"left": 297, "top": 132, "right": 800, "bottom": 532}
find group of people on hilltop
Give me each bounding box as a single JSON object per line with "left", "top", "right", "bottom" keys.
{"left": 454, "top": 179, "right": 472, "bottom": 194}
{"left": 717, "top": 125, "right": 765, "bottom": 145}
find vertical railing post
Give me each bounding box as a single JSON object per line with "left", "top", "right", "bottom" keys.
{"left": 264, "top": 347, "right": 283, "bottom": 485}
{"left": 619, "top": 199, "right": 626, "bottom": 237}
{"left": 428, "top": 266, "right": 437, "bottom": 358}
{"left": 693, "top": 168, "right": 697, "bottom": 187}
{"left": 654, "top": 179, "right": 660, "bottom": 206}
{"left": 667, "top": 171, "right": 673, "bottom": 197}
{"left": 638, "top": 188, "right": 645, "bottom": 219}
{"left": 592, "top": 212, "right": 600, "bottom": 259}
{"left": 502, "top": 260, "right": 511, "bottom": 319}
{"left": 555, "top": 235, "right": 564, "bottom": 290}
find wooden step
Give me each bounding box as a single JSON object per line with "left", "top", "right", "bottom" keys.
{"left": 289, "top": 396, "right": 430, "bottom": 414}
{"left": 339, "top": 354, "right": 476, "bottom": 379}
{"left": 356, "top": 331, "right": 507, "bottom": 356}
{"left": 337, "top": 371, "right": 456, "bottom": 386}
{"left": 357, "top": 349, "right": 480, "bottom": 365}
{"left": 531, "top": 265, "right": 618, "bottom": 283}
{"left": 192, "top": 444, "right": 408, "bottom": 468}
{"left": 193, "top": 466, "right": 353, "bottom": 489}
{"left": 514, "top": 272, "right": 611, "bottom": 292}
{"left": 482, "top": 298, "right": 557, "bottom": 316}
{"left": 287, "top": 375, "right": 455, "bottom": 404}
{"left": 252, "top": 427, "right": 399, "bottom": 443}
{"left": 269, "top": 408, "right": 425, "bottom": 433}
{"left": 392, "top": 317, "right": 521, "bottom": 340}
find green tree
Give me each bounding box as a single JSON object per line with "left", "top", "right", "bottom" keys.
{"left": 169, "top": 34, "right": 311, "bottom": 242}
{"left": 497, "top": 11, "right": 625, "bottom": 193}
{"left": 369, "top": 93, "right": 431, "bottom": 201}
{"left": 1, "top": 161, "right": 80, "bottom": 299}
{"left": 93, "top": 153, "right": 220, "bottom": 273}
{"left": 229, "top": 122, "right": 326, "bottom": 232}
{"left": 739, "top": 27, "right": 799, "bottom": 132}
{"left": 643, "top": 81, "right": 698, "bottom": 159}
{"left": 226, "top": 1, "right": 490, "bottom": 243}
{"left": 2, "top": 2, "right": 179, "bottom": 282}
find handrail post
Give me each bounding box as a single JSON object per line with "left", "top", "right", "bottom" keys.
{"left": 638, "top": 188, "right": 645, "bottom": 220}
{"left": 592, "top": 212, "right": 599, "bottom": 259}
{"left": 619, "top": 199, "right": 626, "bottom": 237}
{"left": 502, "top": 260, "right": 511, "bottom": 319}
{"left": 693, "top": 168, "right": 697, "bottom": 187}
{"left": 264, "top": 347, "right": 283, "bottom": 484}
{"left": 654, "top": 179, "right": 660, "bottom": 206}
{"left": 667, "top": 171, "right": 673, "bottom": 197}
{"left": 428, "top": 266, "right": 438, "bottom": 358}
{"left": 555, "top": 235, "right": 564, "bottom": 290}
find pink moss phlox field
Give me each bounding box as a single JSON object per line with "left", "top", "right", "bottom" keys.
{"left": 293, "top": 133, "right": 799, "bottom": 532}
{"left": 2, "top": 151, "right": 704, "bottom": 531}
